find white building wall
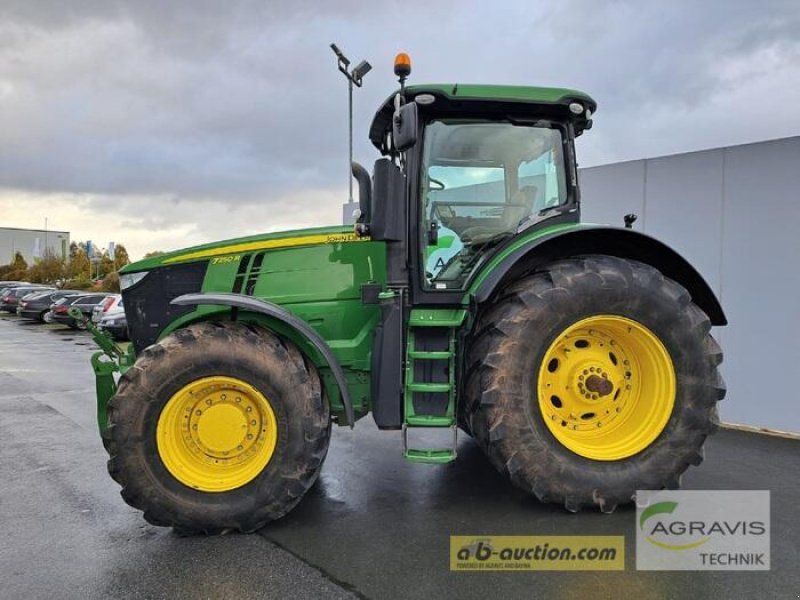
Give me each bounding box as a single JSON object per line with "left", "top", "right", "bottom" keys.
{"left": 581, "top": 136, "right": 800, "bottom": 433}
{"left": 0, "top": 227, "right": 70, "bottom": 265}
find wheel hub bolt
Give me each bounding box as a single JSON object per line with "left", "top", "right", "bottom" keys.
{"left": 585, "top": 374, "right": 614, "bottom": 397}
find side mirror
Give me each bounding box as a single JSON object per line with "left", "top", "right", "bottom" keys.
{"left": 351, "top": 161, "right": 372, "bottom": 236}
{"left": 371, "top": 159, "right": 405, "bottom": 242}
{"left": 392, "top": 101, "right": 418, "bottom": 151}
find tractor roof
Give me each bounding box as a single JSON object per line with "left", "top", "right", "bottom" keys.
{"left": 369, "top": 83, "right": 597, "bottom": 153}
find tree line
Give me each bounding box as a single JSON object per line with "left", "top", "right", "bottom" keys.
{"left": 0, "top": 242, "right": 132, "bottom": 292}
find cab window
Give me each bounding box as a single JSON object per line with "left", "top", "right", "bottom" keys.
{"left": 420, "top": 120, "right": 567, "bottom": 289}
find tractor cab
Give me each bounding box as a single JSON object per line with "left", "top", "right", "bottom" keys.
{"left": 351, "top": 59, "right": 602, "bottom": 458}
{"left": 357, "top": 68, "right": 597, "bottom": 304}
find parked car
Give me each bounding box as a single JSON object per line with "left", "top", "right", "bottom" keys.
{"left": 0, "top": 282, "right": 28, "bottom": 302}
{"left": 0, "top": 286, "right": 53, "bottom": 312}
{"left": 51, "top": 294, "right": 111, "bottom": 329}
{"left": 98, "top": 301, "right": 128, "bottom": 341}
{"left": 46, "top": 296, "right": 70, "bottom": 323}
{"left": 92, "top": 294, "right": 122, "bottom": 323}
{"left": 17, "top": 290, "right": 84, "bottom": 322}
{"left": 0, "top": 285, "right": 28, "bottom": 303}
{"left": 0, "top": 281, "right": 27, "bottom": 294}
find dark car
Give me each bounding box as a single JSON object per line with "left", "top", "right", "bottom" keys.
{"left": 0, "top": 283, "right": 25, "bottom": 301}
{"left": 17, "top": 290, "right": 84, "bottom": 322}
{"left": 0, "top": 281, "right": 26, "bottom": 294}
{"left": 51, "top": 294, "right": 111, "bottom": 329}
{"left": 98, "top": 302, "right": 129, "bottom": 341}
{"left": 0, "top": 286, "right": 53, "bottom": 312}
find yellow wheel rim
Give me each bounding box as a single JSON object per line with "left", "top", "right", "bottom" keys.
{"left": 156, "top": 376, "right": 278, "bottom": 492}
{"left": 537, "top": 315, "right": 676, "bottom": 461}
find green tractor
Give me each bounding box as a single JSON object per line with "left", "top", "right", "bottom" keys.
{"left": 83, "top": 55, "right": 725, "bottom": 533}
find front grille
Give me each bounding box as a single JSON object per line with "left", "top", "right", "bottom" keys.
{"left": 123, "top": 261, "right": 209, "bottom": 353}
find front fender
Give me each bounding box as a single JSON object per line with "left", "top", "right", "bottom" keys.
{"left": 469, "top": 225, "right": 727, "bottom": 326}
{"left": 171, "top": 292, "right": 355, "bottom": 427}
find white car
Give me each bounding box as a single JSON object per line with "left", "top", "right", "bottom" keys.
{"left": 92, "top": 294, "right": 122, "bottom": 323}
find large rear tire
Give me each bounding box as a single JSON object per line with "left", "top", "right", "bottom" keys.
{"left": 464, "top": 255, "right": 724, "bottom": 513}
{"left": 106, "top": 321, "right": 330, "bottom": 533}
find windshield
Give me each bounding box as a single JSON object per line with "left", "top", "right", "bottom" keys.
{"left": 420, "top": 120, "right": 568, "bottom": 289}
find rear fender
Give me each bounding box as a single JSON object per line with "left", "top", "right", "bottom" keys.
{"left": 471, "top": 226, "right": 726, "bottom": 325}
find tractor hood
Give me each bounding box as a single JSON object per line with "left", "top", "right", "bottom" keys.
{"left": 119, "top": 223, "right": 385, "bottom": 355}
{"left": 121, "top": 225, "right": 363, "bottom": 273}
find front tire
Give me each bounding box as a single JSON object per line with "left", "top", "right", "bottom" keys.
{"left": 107, "top": 321, "right": 331, "bottom": 533}
{"left": 464, "top": 255, "right": 724, "bottom": 513}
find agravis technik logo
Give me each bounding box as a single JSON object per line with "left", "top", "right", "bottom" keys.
{"left": 640, "top": 501, "right": 710, "bottom": 550}
{"left": 636, "top": 491, "right": 770, "bottom": 570}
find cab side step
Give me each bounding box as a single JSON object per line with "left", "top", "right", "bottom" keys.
{"left": 402, "top": 309, "right": 466, "bottom": 463}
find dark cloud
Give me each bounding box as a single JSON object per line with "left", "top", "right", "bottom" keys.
{"left": 0, "top": 0, "right": 798, "bottom": 254}
{"left": 0, "top": 0, "right": 444, "bottom": 198}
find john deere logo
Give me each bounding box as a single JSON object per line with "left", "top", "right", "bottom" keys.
{"left": 639, "top": 500, "right": 766, "bottom": 551}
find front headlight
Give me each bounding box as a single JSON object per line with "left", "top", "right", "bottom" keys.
{"left": 120, "top": 271, "right": 149, "bottom": 290}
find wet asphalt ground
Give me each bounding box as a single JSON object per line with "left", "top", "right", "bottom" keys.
{"left": 1, "top": 314, "right": 798, "bottom": 600}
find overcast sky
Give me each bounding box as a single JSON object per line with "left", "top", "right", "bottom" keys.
{"left": 1, "top": 0, "right": 798, "bottom": 259}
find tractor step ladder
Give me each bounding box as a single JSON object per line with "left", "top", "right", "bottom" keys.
{"left": 403, "top": 308, "right": 467, "bottom": 464}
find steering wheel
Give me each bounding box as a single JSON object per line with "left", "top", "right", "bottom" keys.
{"left": 428, "top": 176, "right": 446, "bottom": 191}
{"left": 460, "top": 225, "right": 507, "bottom": 246}
{"left": 459, "top": 201, "right": 533, "bottom": 244}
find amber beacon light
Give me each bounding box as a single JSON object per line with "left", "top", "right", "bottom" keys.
{"left": 394, "top": 53, "right": 412, "bottom": 79}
